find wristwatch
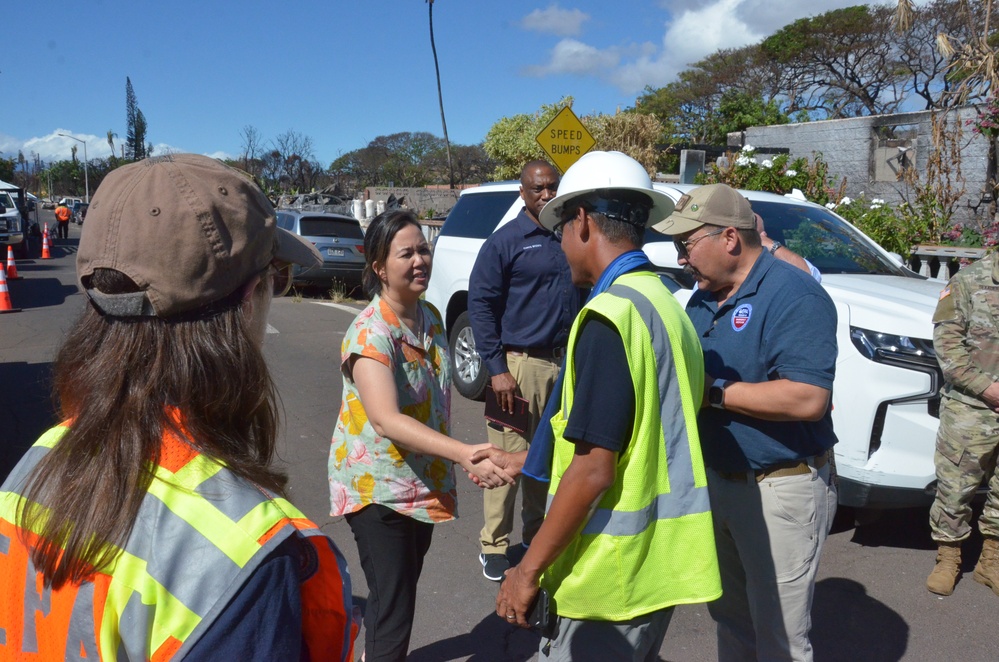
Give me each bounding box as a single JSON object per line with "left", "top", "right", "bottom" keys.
{"left": 708, "top": 379, "right": 728, "bottom": 409}
{"left": 769, "top": 241, "right": 782, "bottom": 255}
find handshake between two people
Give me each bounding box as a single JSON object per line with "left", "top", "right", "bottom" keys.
{"left": 461, "top": 446, "right": 528, "bottom": 489}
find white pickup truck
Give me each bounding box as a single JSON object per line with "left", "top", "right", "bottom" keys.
{"left": 426, "top": 181, "right": 945, "bottom": 510}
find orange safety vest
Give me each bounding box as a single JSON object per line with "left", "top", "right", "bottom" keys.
{"left": 54, "top": 206, "right": 71, "bottom": 222}
{"left": 0, "top": 424, "right": 358, "bottom": 660}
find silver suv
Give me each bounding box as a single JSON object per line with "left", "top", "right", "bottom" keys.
{"left": 275, "top": 210, "right": 366, "bottom": 290}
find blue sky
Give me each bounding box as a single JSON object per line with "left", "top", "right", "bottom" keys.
{"left": 3, "top": 0, "right": 862, "bottom": 166}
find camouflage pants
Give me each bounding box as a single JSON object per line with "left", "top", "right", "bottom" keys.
{"left": 930, "top": 397, "right": 999, "bottom": 542}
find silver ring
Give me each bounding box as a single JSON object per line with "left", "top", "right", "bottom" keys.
{"left": 506, "top": 614, "right": 516, "bottom": 619}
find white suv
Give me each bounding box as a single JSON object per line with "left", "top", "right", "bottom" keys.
{"left": 426, "top": 181, "right": 947, "bottom": 511}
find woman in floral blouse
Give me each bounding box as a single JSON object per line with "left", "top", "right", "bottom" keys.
{"left": 330, "top": 210, "right": 512, "bottom": 661}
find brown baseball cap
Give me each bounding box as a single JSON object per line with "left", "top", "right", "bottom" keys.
{"left": 78, "top": 154, "right": 321, "bottom": 317}
{"left": 651, "top": 183, "right": 755, "bottom": 235}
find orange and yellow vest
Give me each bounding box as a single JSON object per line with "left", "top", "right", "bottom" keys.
{"left": 0, "top": 424, "right": 357, "bottom": 660}
{"left": 54, "top": 206, "right": 71, "bottom": 223}
{"left": 543, "top": 271, "right": 722, "bottom": 620}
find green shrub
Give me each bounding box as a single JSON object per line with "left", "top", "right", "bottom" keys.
{"left": 697, "top": 146, "right": 846, "bottom": 206}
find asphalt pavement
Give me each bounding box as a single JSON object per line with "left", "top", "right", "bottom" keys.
{"left": 2, "top": 212, "right": 999, "bottom": 661}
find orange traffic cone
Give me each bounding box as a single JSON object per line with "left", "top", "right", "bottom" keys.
{"left": 0, "top": 263, "right": 21, "bottom": 313}
{"left": 41, "top": 225, "right": 51, "bottom": 260}
{"left": 6, "top": 245, "right": 22, "bottom": 280}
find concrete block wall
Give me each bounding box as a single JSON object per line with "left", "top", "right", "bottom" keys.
{"left": 744, "top": 108, "right": 991, "bottom": 225}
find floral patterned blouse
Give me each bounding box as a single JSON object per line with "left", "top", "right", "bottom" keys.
{"left": 329, "top": 295, "right": 456, "bottom": 524}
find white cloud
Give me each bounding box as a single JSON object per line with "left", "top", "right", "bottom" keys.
{"left": 523, "top": 0, "right": 898, "bottom": 95}
{"left": 523, "top": 39, "right": 621, "bottom": 77}
{"left": 0, "top": 131, "right": 191, "bottom": 164}
{"left": 521, "top": 5, "right": 590, "bottom": 37}
{"left": 205, "top": 150, "right": 235, "bottom": 161}
{"left": 20, "top": 130, "right": 114, "bottom": 163}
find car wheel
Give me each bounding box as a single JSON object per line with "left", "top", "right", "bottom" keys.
{"left": 449, "top": 311, "right": 487, "bottom": 401}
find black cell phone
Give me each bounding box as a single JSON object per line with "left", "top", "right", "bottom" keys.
{"left": 527, "top": 587, "right": 549, "bottom": 629}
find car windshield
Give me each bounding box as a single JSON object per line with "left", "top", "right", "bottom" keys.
{"left": 299, "top": 217, "right": 364, "bottom": 239}
{"left": 751, "top": 201, "right": 908, "bottom": 275}
{"left": 646, "top": 198, "right": 908, "bottom": 276}
{"left": 0, "top": 193, "right": 14, "bottom": 209}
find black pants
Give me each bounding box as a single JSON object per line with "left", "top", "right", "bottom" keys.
{"left": 346, "top": 503, "right": 434, "bottom": 662}
{"left": 57, "top": 221, "right": 69, "bottom": 239}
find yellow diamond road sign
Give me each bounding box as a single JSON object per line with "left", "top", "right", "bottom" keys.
{"left": 536, "top": 106, "right": 595, "bottom": 174}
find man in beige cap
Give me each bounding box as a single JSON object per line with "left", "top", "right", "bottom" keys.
{"left": 654, "top": 183, "right": 838, "bottom": 662}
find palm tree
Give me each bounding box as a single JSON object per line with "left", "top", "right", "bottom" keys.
{"left": 427, "top": 0, "right": 455, "bottom": 188}
{"left": 107, "top": 130, "right": 118, "bottom": 164}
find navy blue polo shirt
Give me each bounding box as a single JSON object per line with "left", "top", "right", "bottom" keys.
{"left": 469, "top": 209, "right": 586, "bottom": 376}
{"left": 685, "top": 251, "right": 838, "bottom": 472}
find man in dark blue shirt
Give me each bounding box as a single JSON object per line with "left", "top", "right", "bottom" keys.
{"left": 468, "top": 160, "right": 585, "bottom": 581}
{"left": 654, "top": 183, "right": 838, "bottom": 662}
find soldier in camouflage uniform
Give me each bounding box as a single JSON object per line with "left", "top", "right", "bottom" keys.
{"left": 927, "top": 251, "right": 999, "bottom": 596}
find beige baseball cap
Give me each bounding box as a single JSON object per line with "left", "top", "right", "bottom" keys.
{"left": 651, "top": 183, "right": 755, "bottom": 235}
{"left": 78, "top": 154, "right": 321, "bottom": 317}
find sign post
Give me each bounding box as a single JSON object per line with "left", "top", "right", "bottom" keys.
{"left": 536, "top": 106, "right": 595, "bottom": 174}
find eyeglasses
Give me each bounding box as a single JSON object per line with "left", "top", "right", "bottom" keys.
{"left": 552, "top": 218, "right": 573, "bottom": 241}
{"left": 553, "top": 206, "right": 580, "bottom": 241}
{"left": 269, "top": 261, "right": 294, "bottom": 297}
{"left": 673, "top": 227, "right": 726, "bottom": 258}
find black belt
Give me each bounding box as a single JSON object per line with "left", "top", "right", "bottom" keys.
{"left": 505, "top": 346, "right": 566, "bottom": 361}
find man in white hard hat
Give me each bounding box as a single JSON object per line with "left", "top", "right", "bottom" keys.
{"left": 482, "top": 151, "right": 721, "bottom": 661}
{"left": 654, "top": 183, "right": 838, "bottom": 661}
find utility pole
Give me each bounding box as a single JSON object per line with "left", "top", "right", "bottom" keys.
{"left": 58, "top": 134, "right": 90, "bottom": 203}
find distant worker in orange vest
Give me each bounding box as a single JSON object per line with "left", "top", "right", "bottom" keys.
{"left": 0, "top": 155, "right": 358, "bottom": 660}
{"left": 54, "top": 199, "right": 72, "bottom": 240}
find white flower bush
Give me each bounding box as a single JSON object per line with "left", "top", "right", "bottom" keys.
{"left": 735, "top": 155, "right": 752, "bottom": 167}
{"left": 761, "top": 159, "right": 773, "bottom": 169}
{"left": 785, "top": 169, "right": 797, "bottom": 177}
{"left": 742, "top": 144, "right": 754, "bottom": 152}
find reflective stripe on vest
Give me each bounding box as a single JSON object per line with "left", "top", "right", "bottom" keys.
{"left": 554, "top": 279, "right": 710, "bottom": 534}
{"left": 544, "top": 271, "right": 720, "bottom": 620}
{"left": 0, "top": 425, "right": 355, "bottom": 661}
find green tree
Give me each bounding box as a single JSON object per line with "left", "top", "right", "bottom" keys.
{"left": 762, "top": 5, "right": 902, "bottom": 118}
{"left": 585, "top": 111, "right": 668, "bottom": 176}
{"left": 482, "top": 98, "right": 572, "bottom": 180}
{"left": 125, "top": 77, "right": 148, "bottom": 160}
{"left": 714, "top": 91, "right": 789, "bottom": 144}
{"left": 0, "top": 157, "right": 14, "bottom": 183}
{"left": 107, "top": 130, "right": 118, "bottom": 164}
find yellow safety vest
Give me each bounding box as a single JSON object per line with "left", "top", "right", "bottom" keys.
{"left": 544, "top": 271, "right": 721, "bottom": 620}
{"left": 0, "top": 424, "right": 356, "bottom": 661}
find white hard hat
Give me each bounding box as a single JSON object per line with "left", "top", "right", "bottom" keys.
{"left": 537, "top": 151, "right": 675, "bottom": 232}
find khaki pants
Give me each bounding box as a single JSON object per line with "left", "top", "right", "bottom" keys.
{"left": 480, "top": 352, "right": 559, "bottom": 554}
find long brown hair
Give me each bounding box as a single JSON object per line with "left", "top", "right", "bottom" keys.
{"left": 19, "top": 269, "right": 287, "bottom": 589}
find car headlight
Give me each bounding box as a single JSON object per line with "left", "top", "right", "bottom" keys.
{"left": 849, "top": 326, "right": 936, "bottom": 370}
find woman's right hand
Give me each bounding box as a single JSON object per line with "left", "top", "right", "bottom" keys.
{"left": 460, "top": 443, "right": 516, "bottom": 488}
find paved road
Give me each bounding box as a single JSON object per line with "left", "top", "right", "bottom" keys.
{"left": 2, "top": 219, "right": 998, "bottom": 661}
